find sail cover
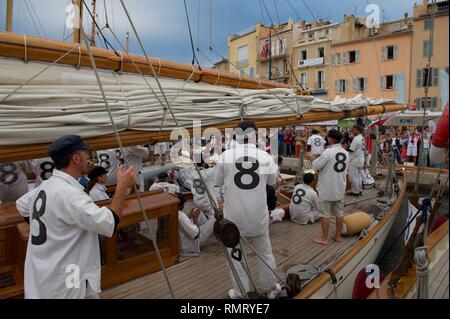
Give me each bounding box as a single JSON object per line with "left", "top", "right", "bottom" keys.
{"left": 0, "top": 58, "right": 394, "bottom": 146}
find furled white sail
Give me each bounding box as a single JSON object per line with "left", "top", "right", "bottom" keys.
{"left": 0, "top": 58, "right": 393, "bottom": 146}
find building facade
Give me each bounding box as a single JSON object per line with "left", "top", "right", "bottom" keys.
{"left": 410, "top": 0, "right": 449, "bottom": 111}
{"left": 329, "top": 15, "right": 414, "bottom": 103}
{"left": 228, "top": 25, "right": 260, "bottom": 78}
{"left": 257, "top": 20, "right": 293, "bottom": 84}
{"left": 292, "top": 19, "right": 342, "bottom": 99}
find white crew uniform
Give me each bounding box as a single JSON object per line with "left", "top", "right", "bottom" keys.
{"left": 149, "top": 182, "right": 180, "bottom": 194}
{"left": 307, "top": 134, "right": 326, "bottom": 157}
{"left": 312, "top": 143, "right": 349, "bottom": 218}
{"left": 89, "top": 183, "right": 109, "bottom": 202}
{"left": 0, "top": 161, "right": 29, "bottom": 203}
{"left": 123, "top": 146, "right": 149, "bottom": 191}
{"left": 191, "top": 167, "right": 217, "bottom": 218}
{"left": 15, "top": 169, "right": 117, "bottom": 299}
{"left": 178, "top": 210, "right": 215, "bottom": 257}
{"left": 348, "top": 134, "right": 365, "bottom": 194}
{"left": 289, "top": 183, "right": 320, "bottom": 224}
{"left": 31, "top": 157, "right": 55, "bottom": 187}
{"left": 215, "top": 142, "right": 280, "bottom": 297}
{"left": 96, "top": 148, "right": 121, "bottom": 186}
{"left": 407, "top": 135, "right": 418, "bottom": 157}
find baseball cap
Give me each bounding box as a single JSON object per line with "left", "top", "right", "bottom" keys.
{"left": 48, "top": 135, "right": 90, "bottom": 162}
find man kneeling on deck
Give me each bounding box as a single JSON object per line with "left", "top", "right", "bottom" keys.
{"left": 177, "top": 193, "right": 215, "bottom": 257}
{"left": 149, "top": 171, "right": 180, "bottom": 194}
{"left": 289, "top": 173, "right": 320, "bottom": 225}
{"left": 310, "top": 129, "right": 349, "bottom": 245}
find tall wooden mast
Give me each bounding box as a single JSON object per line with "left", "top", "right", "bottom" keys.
{"left": 73, "top": 0, "right": 84, "bottom": 44}
{"left": 6, "top": 0, "right": 13, "bottom": 32}
{"left": 89, "top": 0, "right": 97, "bottom": 47}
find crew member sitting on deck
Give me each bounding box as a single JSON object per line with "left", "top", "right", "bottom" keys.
{"left": 289, "top": 173, "right": 320, "bottom": 225}
{"left": 149, "top": 171, "right": 180, "bottom": 194}
{"left": 177, "top": 193, "right": 215, "bottom": 257}
{"left": 310, "top": 129, "right": 349, "bottom": 245}
{"left": 86, "top": 165, "right": 110, "bottom": 201}
{"left": 191, "top": 156, "right": 218, "bottom": 219}
{"left": 0, "top": 161, "right": 30, "bottom": 203}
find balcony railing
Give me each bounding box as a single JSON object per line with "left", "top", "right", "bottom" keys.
{"left": 235, "top": 59, "right": 248, "bottom": 68}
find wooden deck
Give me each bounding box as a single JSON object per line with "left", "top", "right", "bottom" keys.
{"left": 102, "top": 183, "right": 387, "bottom": 299}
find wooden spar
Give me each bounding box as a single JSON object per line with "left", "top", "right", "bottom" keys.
{"left": 90, "top": 0, "right": 97, "bottom": 47}
{"left": 0, "top": 31, "right": 304, "bottom": 92}
{"left": 73, "top": 0, "right": 83, "bottom": 44}
{"left": 6, "top": 0, "right": 13, "bottom": 32}
{"left": 0, "top": 103, "right": 405, "bottom": 162}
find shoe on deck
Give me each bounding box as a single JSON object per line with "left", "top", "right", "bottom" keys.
{"left": 267, "top": 283, "right": 282, "bottom": 299}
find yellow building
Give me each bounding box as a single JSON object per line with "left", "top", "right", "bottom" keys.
{"left": 292, "top": 19, "right": 343, "bottom": 99}
{"left": 228, "top": 24, "right": 261, "bottom": 78}
{"left": 330, "top": 15, "right": 413, "bottom": 104}
{"left": 257, "top": 20, "right": 293, "bottom": 85}
{"left": 410, "top": 0, "right": 449, "bottom": 111}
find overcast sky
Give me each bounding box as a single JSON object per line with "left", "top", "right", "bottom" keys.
{"left": 0, "top": 0, "right": 418, "bottom": 66}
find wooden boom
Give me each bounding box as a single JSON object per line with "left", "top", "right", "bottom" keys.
{"left": 0, "top": 103, "right": 406, "bottom": 162}
{"left": 0, "top": 31, "right": 305, "bottom": 93}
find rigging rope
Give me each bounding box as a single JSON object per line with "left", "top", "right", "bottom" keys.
{"left": 285, "top": 0, "right": 301, "bottom": 21}
{"left": 183, "top": 0, "right": 202, "bottom": 68}
{"left": 414, "top": 0, "right": 436, "bottom": 198}
{"left": 78, "top": 15, "right": 178, "bottom": 298}
{"left": 260, "top": 0, "right": 304, "bottom": 91}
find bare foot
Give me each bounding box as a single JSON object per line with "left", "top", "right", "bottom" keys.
{"left": 313, "top": 238, "right": 329, "bottom": 245}
{"left": 332, "top": 236, "right": 342, "bottom": 243}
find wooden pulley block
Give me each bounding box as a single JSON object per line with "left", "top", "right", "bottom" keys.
{"left": 213, "top": 218, "right": 240, "bottom": 248}
{"left": 286, "top": 273, "right": 301, "bottom": 298}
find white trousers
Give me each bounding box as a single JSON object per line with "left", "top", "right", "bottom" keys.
{"left": 199, "top": 218, "right": 215, "bottom": 248}
{"left": 228, "top": 231, "right": 278, "bottom": 296}
{"left": 349, "top": 166, "right": 364, "bottom": 194}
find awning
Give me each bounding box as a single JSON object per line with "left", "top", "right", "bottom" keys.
{"left": 383, "top": 111, "right": 442, "bottom": 126}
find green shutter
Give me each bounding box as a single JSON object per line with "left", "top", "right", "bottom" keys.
{"left": 416, "top": 69, "right": 423, "bottom": 87}
{"left": 432, "top": 68, "right": 439, "bottom": 86}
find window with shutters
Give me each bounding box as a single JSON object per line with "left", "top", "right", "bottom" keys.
{"left": 346, "top": 50, "right": 360, "bottom": 64}
{"left": 316, "top": 71, "right": 324, "bottom": 89}
{"left": 423, "top": 40, "right": 433, "bottom": 57}
{"left": 354, "top": 77, "right": 368, "bottom": 92}
{"left": 237, "top": 45, "right": 249, "bottom": 68}
{"left": 424, "top": 19, "right": 434, "bottom": 30}
{"left": 386, "top": 45, "right": 396, "bottom": 60}
{"left": 419, "top": 68, "right": 439, "bottom": 87}
{"left": 300, "top": 72, "right": 307, "bottom": 88}
{"left": 334, "top": 52, "right": 341, "bottom": 66}
{"left": 381, "top": 75, "right": 395, "bottom": 90}
{"left": 419, "top": 97, "right": 438, "bottom": 111}
{"left": 317, "top": 47, "right": 324, "bottom": 58}
{"left": 300, "top": 50, "right": 307, "bottom": 61}
{"left": 335, "top": 79, "right": 348, "bottom": 93}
